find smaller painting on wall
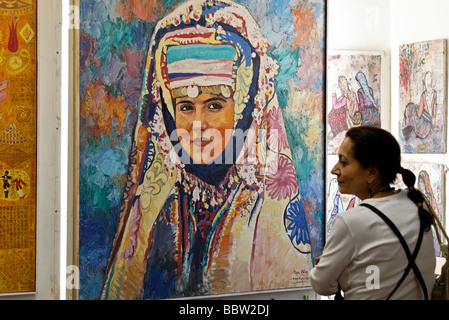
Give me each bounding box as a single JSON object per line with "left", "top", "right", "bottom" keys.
{"left": 396, "top": 162, "right": 445, "bottom": 257}
{"left": 399, "top": 39, "right": 447, "bottom": 154}
{"left": 325, "top": 155, "right": 360, "bottom": 239}
{"left": 326, "top": 51, "right": 384, "bottom": 154}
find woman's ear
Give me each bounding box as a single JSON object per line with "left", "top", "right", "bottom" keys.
{"left": 367, "top": 166, "right": 380, "bottom": 184}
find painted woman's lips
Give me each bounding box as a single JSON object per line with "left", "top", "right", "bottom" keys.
{"left": 193, "top": 137, "right": 213, "bottom": 147}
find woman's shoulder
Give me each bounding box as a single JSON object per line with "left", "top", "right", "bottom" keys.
{"left": 335, "top": 204, "right": 372, "bottom": 228}
{"left": 338, "top": 190, "right": 411, "bottom": 221}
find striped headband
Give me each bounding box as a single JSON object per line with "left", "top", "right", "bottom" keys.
{"left": 166, "top": 44, "right": 237, "bottom": 97}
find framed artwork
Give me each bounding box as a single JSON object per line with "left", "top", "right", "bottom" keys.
{"left": 77, "top": 0, "right": 326, "bottom": 299}
{"left": 326, "top": 50, "right": 384, "bottom": 155}
{"left": 325, "top": 155, "right": 360, "bottom": 239}
{"left": 0, "top": 0, "right": 37, "bottom": 294}
{"left": 397, "top": 162, "right": 445, "bottom": 257}
{"left": 398, "top": 39, "right": 447, "bottom": 154}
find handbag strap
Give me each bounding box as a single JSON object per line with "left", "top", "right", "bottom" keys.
{"left": 360, "top": 203, "right": 428, "bottom": 300}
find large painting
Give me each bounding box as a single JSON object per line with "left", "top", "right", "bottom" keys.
{"left": 0, "top": 0, "right": 37, "bottom": 294}
{"left": 399, "top": 39, "right": 447, "bottom": 154}
{"left": 78, "top": 0, "right": 325, "bottom": 299}
{"left": 326, "top": 51, "right": 384, "bottom": 154}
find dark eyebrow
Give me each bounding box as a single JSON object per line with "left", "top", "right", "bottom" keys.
{"left": 203, "top": 97, "right": 227, "bottom": 104}
{"left": 175, "top": 96, "right": 228, "bottom": 106}
{"left": 175, "top": 99, "right": 194, "bottom": 105}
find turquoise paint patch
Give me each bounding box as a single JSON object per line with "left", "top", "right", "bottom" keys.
{"left": 166, "top": 44, "right": 237, "bottom": 64}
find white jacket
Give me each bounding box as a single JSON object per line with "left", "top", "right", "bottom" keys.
{"left": 310, "top": 190, "right": 436, "bottom": 300}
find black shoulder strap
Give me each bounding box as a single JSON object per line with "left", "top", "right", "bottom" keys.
{"left": 360, "top": 203, "right": 428, "bottom": 300}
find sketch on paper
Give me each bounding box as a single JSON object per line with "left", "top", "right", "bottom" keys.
{"left": 399, "top": 39, "right": 447, "bottom": 154}
{"left": 396, "top": 162, "right": 445, "bottom": 257}
{"left": 326, "top": 51, "right": 383, "bottom": 154}
{"left": 0, "top": 0, "right": 37, "bottom": 294}
{"left": 79, "top": 0, "right": 326, "bottom": 299}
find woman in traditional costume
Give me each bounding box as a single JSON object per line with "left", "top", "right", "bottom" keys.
{"left": 355, "top": 71, "right": 379, "bottom": 126}
{"left": 101, "top": 0, "right": 312, "bottom": 300}
{"left": 403, "top": 72, "right": 436, "bottom": 140}
{"left": 329, "top": 76, "right": 361, "bottom": 136}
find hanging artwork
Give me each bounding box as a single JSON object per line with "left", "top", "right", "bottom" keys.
{"left": 399, "top": 39, "right": 447, "bottom": 154}
{"left": 326, "top": 51, "right": 384, "bottom": 154}
{"left": 0, "top": 0, "right": 37, "bottom": 294}
{"left": 78, "top": 0, "right": 326, "bottom": 299}
{"left": 325, "top": 155, "right": 360, "bottom": 239}
{"left": 396, "top": 162, "right": 445, "bottom": 257}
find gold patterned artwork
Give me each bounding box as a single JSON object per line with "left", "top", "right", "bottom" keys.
{"left": 0, "top": 0, "right": 36, "bottom": 294}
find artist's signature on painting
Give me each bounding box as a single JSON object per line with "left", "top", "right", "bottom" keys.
{"left": 290, "top": 268, "right": 309, "bottom": 286}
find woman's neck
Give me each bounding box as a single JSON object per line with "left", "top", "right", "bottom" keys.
{"left": 368, "top": 185, "right": 396, "bottom": 199}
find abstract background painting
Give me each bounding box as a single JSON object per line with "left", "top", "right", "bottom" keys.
{"left": 78, "top": 0, "right": 325, "bottom": 299}
{"left": 0, "top": 0, "right": 37, "bottom": 294}
{"left": 399, "top": 39, "right": 447, "bottom": 154}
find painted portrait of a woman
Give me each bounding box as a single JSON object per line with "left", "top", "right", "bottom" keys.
{"left": 100, "top": 0, "right": 312, "bottom": 300}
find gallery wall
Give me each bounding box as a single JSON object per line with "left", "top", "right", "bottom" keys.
{"left": 328, "top": 0, "right": 449, "bottom": 233}
{"left": 4, "top": 0, "right": 448, "bottom": 301}
{"left": 327, "top": 0, "right": 391, "bottom": 130}
{"left": 389, "top": 0, "right": 449, "bottom": 233}
{"left": 390, "top": 0, "right": 449, "bottom": 235}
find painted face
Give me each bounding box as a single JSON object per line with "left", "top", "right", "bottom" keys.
{"left": 338, "top": 76, "right": 349, "bottom": 95}
{"left": 175, "top": 92, "right": 235, "bottom": 165}
{"left": 331, "top": 137, "right": 371, "bottom": 200}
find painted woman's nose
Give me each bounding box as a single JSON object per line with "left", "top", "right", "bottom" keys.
{"left": 193, "top": 110, "right": 208, "bottom": 131}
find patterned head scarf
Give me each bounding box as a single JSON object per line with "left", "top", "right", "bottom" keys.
{"left": 356, "top": 71, "right": 377, "bottom": 108}
{"left": 102, "top": 0, "right": 312, "bottom": 300}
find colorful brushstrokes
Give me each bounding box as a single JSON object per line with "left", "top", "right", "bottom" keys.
{"left": 399, "top": 39, "right": 447, "bottom": 154}
{"left": 79, "top": 0, "right": 325, "bottom": 299}
{"left": 0, "top": 0, "right": 37, "bottom": 294}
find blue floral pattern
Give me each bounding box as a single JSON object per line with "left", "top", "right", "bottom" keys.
{"left": 284, "top": 197, "right": 311, "bottom": 254}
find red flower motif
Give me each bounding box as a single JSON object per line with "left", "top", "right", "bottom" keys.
{"left": 267, "top": 106, "right": 289, "bottom": 151}
{"left": 265, "top": 155, "right": 298, "bottom": 201}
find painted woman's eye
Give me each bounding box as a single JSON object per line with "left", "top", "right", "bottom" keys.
{"left": 207, "top": 103, "right": 223, "bottom": 110}
{"left": 179, "top": 104, "right": 194, "bottom": 112}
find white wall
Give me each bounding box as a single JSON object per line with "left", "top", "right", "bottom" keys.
{"left": 328, "top": 0, "right": 391, "bottom": 51}
{"left": 36, "top": 0, "right": 62, "bottom": 300}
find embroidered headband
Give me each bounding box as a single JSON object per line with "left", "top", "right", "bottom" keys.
{"left": 166, "top": 44, "right": 237, "bottom": 98}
